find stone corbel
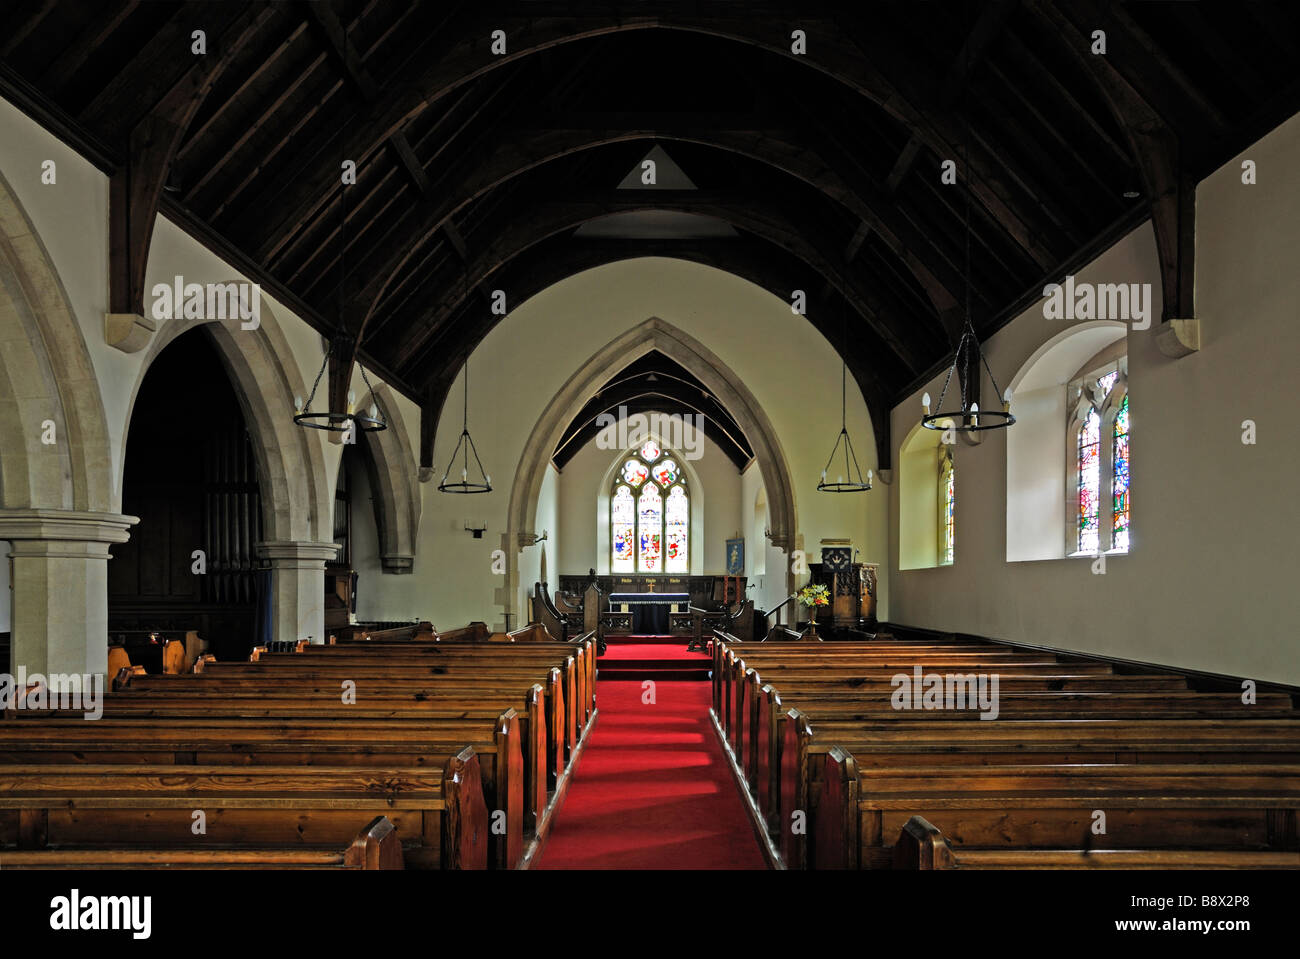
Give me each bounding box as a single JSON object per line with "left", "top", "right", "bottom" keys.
{"left": 874, "top": 468, "right": 894, "bottom": 485}
{"left": 418, "top": 467, "right": 436, "bottom": 483}
{"left": 104, "top": 312, "right": 157, "bottom": 353}
{"left": 381, "top": 553, "right": 414, "bottom": 574}
{"left": 1155, "top": 318, "right": 1200, "bottom": 358}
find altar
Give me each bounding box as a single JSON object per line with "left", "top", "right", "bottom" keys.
{"left": 608, "top": 592, "right": 691, "bottom": 634}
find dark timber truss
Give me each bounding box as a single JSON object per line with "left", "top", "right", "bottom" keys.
{"left": 3, "top": 0, "right": 1297, "bottom": 469}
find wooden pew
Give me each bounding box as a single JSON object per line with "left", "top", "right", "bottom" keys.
{"left": 118, "top": 668, "right": 569, "bottom": 798}
{"left": 0, "top": 758, "right": 487, "bottom": 869}
{"left": 892, "top": 815, "right": 1300, "bottom": 870}
{"left": 224, "top": 645, "right": 593, "bottom": 754}
{"left": 809, "top": 762, "right": 1300, "bottom": 870}
{"left": 0, "top": 711, "right": 525, "bottom": 869}
{"left": 0, "top": 815, "right": 405, "bottom": 870}
{"left": 710, "top": 638, "right": 1300, "bottom": 870}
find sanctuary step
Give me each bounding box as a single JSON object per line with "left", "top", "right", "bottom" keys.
{"left": 597, "top": 637, "right": 711, "bottom": 681}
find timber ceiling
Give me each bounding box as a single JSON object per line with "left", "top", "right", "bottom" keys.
{"left": 2, "top": 1, "right": 1297, "bottom": 468}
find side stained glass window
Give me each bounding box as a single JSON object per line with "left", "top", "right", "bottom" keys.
{"left": 1112, "top": 393, "right": 1130, "bottom": 552}
{"left": 940, "top": 451, "right": 955, "bottom": 566}
{"left": 1078, "top": 408, "right": 1101, "bottom": 553}
{"left": 612, "top": 442, "right": 689, "bottom": 572}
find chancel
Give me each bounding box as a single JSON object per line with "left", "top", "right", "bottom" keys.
{"left": 0, "top": 0, "right": 1297, "bottom": 897}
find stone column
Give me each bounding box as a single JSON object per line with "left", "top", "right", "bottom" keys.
{"left": 256, "top": 541, "right": 339, "bottom": 645}
{"left": 0, "top": 509, "right": 138, "bottom": 676}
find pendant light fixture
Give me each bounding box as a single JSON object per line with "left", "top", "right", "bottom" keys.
{"left": 294, "top": 94, "right": 386, "bottom": 434}
{"left": 294, "top": 346, "right": 387, "bottom": 433}
{"left": 921, "top": 111, "right": 1014, "bottom": 434}
{"left": 818, "top": 301, "right": 872, "bottom": 493}
{"left": 438, "top": 354, "right": 492, "bottom": 494}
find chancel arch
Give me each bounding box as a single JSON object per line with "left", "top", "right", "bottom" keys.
{"left": 506, "top": 315, "right": 797, "bottom": 624}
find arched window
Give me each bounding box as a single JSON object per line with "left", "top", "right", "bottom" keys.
{"left": 938, "top": 447, "right": 955, "bottom": 565}
{"left": 611, "top": 439, "right": 689, "bottom": 573}
{"left": 1070, "top": 364, "right": 1129, "bottom": 554}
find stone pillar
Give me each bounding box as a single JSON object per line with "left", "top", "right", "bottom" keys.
{"left": 0, "top": 509, "right": 138, "bottom": 676}
{"left": 257, "top": 541, "right": 338, "bottom": 645}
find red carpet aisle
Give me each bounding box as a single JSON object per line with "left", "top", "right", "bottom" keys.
{"left": 534, "top": 671, "right": 768, "bottom": 870}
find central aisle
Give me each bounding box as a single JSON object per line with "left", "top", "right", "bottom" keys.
{"left": 534, "top": 677, "right": 768, "bottom": 870}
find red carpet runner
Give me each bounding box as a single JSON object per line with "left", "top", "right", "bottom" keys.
{"left": 534, "top": 671, "right": 768, "bottom": 870}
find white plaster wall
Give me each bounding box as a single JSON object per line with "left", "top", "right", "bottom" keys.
{"left": 409, "top": 258, "right": 882, "bottom": 629}
{"left": 741, "top": 462, "right": 795, "bottom": 620}
{"left": 888, "top": 112, "right": 1300, "bottom": 685}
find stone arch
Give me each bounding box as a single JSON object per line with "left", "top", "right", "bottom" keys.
{"left": 0, "top": 169, "right": 114, "bottom": 513}
{"left": 355, "top": 382, "right": 422, "bottom": 573}
{"left": 126, "top": 289, "right": 332, "bottom": 546}
{"left": 505, "top": 316, "right": 797, "bottom": 619}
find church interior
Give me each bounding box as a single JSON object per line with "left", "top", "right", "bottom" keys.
{"left": 0, "top": 0, "right": 1298, "bottom": 894}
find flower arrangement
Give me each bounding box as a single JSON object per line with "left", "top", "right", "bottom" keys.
{"left": 797, "top": 583, "right": 830, "bottom": 608}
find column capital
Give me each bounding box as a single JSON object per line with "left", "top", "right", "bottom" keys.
{"left": 0, "top": 509, "right": 139, "bottom": 545}
{"left": 256, "top": 540, "right": 340, "bottom": 564}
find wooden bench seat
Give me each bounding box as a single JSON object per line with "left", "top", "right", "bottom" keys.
{"left": 773, "top": 710, "right": 1300, "bottom": 866}
{"left": 892, "top": 815, "right": 1300, "bottom": 870}
{"left": 0, "top": 815, "right": 404, "bottom": 870}
{"left": 0, "top": 710, "right": 531, "bottom": 869}
{"left": 814, "top": 759, "right": 1300, "bottom": 870}
{"left": 0, "top": 759, "right": 486, "bottom": 870}
{"left": 116, "top": 669, "right": 572, "bottom": 791}
{"left": 193, "top": 658, "right": 589, "bottom": 748}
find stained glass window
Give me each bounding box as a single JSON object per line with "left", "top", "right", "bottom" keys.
{"left": 621, "top": 459, "right": 648, "bottom": 487}
{"left": 941, "top": 452, "right": 955, "bottom": 566}
{"left": 1098, "top": 370, "right": 1119, "bottom": 398}
{"left": 1078, "top": 408, "right": 1101, "bottom": 553}
{"left": 1112, "top": 393, "right": 1130, "bottom": 552}
{"left": 665, "top": 485, "right": 688, "bottom": 572}
{"left": 611, "top": 485, "right": 635, "bottom": 572}
{"left": 638, "top": 485, "right": 662, "bottom": 571}
{"left": 611, "top": 442, "right": 688, "bottom": 572}
{"left": 652, "top": 458, "right": 679, "bottom": 487}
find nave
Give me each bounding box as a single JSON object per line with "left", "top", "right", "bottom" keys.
{"left": 0, "top": 5, "right": 1298, "bottom": 941}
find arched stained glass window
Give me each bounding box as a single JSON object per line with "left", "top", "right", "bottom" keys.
{"left": 1112, "top": 394, "right": 1130, "bottom": 552}
{"left": 1072, "top": 363, "right": 1129, "bottom": 555}
{"left": 938, "top": 448, "right": 955, "bottom": 566}
{"left": 611, "top": 442, "right": 689, "bottom": 572}
{"left": 611, "top": 485, "right": 635, "bottom": 572}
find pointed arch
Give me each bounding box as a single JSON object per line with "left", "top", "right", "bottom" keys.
{"left": 505, "top": 317, "right": 797, "bottom": 619}
{"left": 0, "top": 169, "right": 114, "bottom": 513}
{"left": 356, "top": 382, "right": 422, "bottom": 573}
{"left": 127, "top": 289, "right": 332, "bottom": 545}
